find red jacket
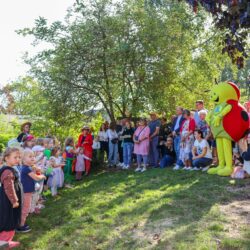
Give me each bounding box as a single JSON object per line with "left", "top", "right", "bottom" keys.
{"left": 77, "top": 133, "right": 93, "bottom": 152}
{"left": 180, "top": 118, "right": 196, "bottom": 133}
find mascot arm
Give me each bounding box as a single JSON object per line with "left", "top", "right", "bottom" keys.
{"left": 213, "top": 104, "right": 232, "bottom": 127}
{"left": 206, "top": 112, "right": 212, "bottom": 126}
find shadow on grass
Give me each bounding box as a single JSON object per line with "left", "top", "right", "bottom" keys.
{"left": 16, "top": 167, "right": 250, "bottom": 250}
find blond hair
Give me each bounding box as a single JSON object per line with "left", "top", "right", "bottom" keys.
{"left": 22, "top": 148, "right": 35, "bottom": 164}
{"left": 3, "top": 147, "right": 20, "bottom": 162}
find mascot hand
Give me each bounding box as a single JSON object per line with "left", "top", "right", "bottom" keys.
{"left": 213, "top": 115, "right": 221, "bottom": 127}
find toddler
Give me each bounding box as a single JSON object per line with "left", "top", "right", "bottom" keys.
{"left": 17, "top": 149, "right": 46, "bottom": 233}
{"left": 0, "top": 148, "right": 22, "bottom": 248}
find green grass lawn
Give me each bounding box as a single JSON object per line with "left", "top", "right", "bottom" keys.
{"left": 16, "top": 168, "right": 250, "bottom": 250}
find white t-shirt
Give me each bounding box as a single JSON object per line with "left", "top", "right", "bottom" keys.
{"left": 98, "top": 131, "right": 108, "bottom": 142}
{"left": 106, "top": 129, "right": 118, "bottom": 140}
{"left": 194, "top": 139, "right": 212, "bottom": 159}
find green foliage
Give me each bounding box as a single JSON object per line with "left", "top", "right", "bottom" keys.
{"left": 0, "top": 114, "right": 20, "bottom": 151}
{"left": 18, "top": 0, "right": 231, "bottom": 121}
{"left": 1, "top": 78, "right": 92, "bottom": 141}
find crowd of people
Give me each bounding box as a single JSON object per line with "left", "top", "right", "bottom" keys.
{"left": 98, "top": 100, "right": 250, "bottom": 176}
{"left": 1, "top": 99, "right": 250, "bottom": 248}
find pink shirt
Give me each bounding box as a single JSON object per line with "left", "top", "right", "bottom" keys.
{"left": 133, "top": 126, "right": 150, "bottom": 156}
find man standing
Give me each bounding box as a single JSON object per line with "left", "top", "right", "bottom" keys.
{"left": 148, "top": 112, "right": 161, "bottom": 167}
{"left": 171, "top": 107, "right": 185, "bottom": 170}
{"left": 194, "top": 100, "right": 207, "bottom": 127}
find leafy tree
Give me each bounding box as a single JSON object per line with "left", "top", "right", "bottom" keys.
{"left": 0, "top": 77, "right": 89, "bottom": 140}
{"left": 18, "top": 0, "right": 232, "bottom": 121}
{"left": 150, "top": 0, "right": 250, "bottom": 68}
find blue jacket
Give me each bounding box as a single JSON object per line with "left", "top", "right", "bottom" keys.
{"left": 171, "top": 116, "right": 186, "bottom": 134}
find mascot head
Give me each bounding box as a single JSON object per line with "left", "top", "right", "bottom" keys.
{"left": 210, "top": 81, "right": 240, "bottom": 104}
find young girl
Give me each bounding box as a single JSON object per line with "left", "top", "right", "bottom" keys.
{"left": 22, "top": 135, "right": 35, "bottom": 149}
{"left": 64, "top": 137, "right": 76, "bottom": 184}
{"left": 0, "top": 148, "right": 22, "bottom": 248}
{"left": 179, "top": 109, "right": 196, "bottom": 170}
{"left": 75, "top": 147, "right": 85, "bottom": 181}
{"left": 31, "top": 138, "right": 46, "bottom": 214}
{"left": 17, "top": 149, "right": 46, "bottom": 233}
{"left": 44, "top": 138, "right": 54, "bottom": 160}
{"left": 77, "top": 126, "right": 93, "bottom": 176}
{"left": 48, "top": 147, "right": 65, "bottom": 196}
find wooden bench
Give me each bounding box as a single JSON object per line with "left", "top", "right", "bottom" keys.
{"left": 0, "top": 241, "right": 9, "bottom": 250}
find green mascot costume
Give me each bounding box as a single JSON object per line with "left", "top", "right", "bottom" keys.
{"left": 206, "top": 81, "right": 250, "bottom": 176}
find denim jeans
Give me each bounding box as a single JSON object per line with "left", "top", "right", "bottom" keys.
{"left": 160, "top": 155, "right": 175, "bottom": 168}
{"left": 123, "top": 142, "right": 133, "bottom": 166}
{"left": 192, "top": 157, "right": 213, "bottom": 168}
{"left": 174, "top": 135, "right": 183, "bottom": 166}
{"left": 118, "top": 140, "right": 123, "bottom": 163}
{"left": 148, "top": 136, "right": 159, "bottom": 167}
{"left": 100, "top": 141, "right": 109, "bottom": 162}
{"left": 108, "top": 141, "right": 118, "bottom": 166}
{"left": 136, "top": 154, "right": 148, "bottom": 166}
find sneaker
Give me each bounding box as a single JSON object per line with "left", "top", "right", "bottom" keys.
{"left": 173, "top": 165, "right": 181, "bottom": 170}
{"left": 123, "top": 165, "right": 129, "bottom": 170}
{"left": 185, "top": 167, "right": 192, "bottom": 170}
{"left": 24, "top": 224, "right": 30, "bottom": 230}
{"left": 135, "top": 167, "right": 141, "bottom": 172}
{"left": 202, "top": 166, "right": 210, "bottom": 172}
{"left": 192, "top": 167, "right": 200, "bottom": 171}
{"left": 141, "top": 167, "right": 147, "bottom": 172}
{"left": 118, "top": 162, "right": 124, "bottom": 167}
{"left": 182, "top": 166, "right": 188, "bottom": 170}
{"left": 16, "top": 225, "right": 31, "bottom": 233}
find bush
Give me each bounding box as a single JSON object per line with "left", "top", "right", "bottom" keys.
{"left": 0, "top": 134, "right": 16, "bottom": 152}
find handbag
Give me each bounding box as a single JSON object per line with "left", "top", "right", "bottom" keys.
{"left": 111, "top": 138, "right": 119, "bottom": 144}
{"left": 135, "top": 127, "right": 146, "bottom": 142}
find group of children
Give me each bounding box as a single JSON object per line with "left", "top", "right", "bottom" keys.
{"left": 0, "top": 127, "right": 94, "bottom": 248}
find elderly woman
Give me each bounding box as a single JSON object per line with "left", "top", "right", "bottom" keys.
{"left": 133, "top": 118, "right": 150, "bottom": 172}
{"left": 17, "top": 122, "right": 32, "bottom": 143}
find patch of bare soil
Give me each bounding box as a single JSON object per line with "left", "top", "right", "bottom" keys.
{"left": 219, "top": 200, "right": 250, "bottom": 238}
{"left": 131, "top": 218, "right": 175, "bottom": 249}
